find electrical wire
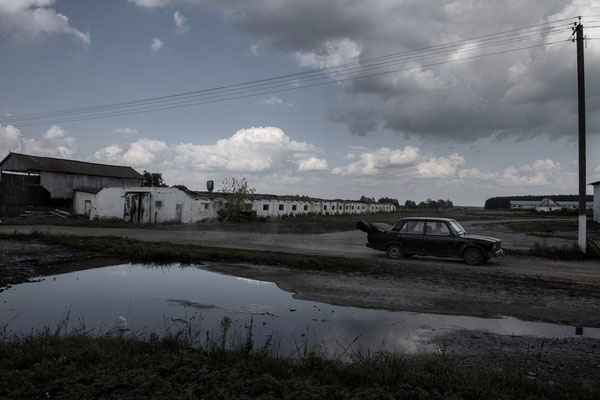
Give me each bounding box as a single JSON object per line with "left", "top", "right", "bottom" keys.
{"left": 0, "top": 17, "right": 579, "bottom": 127}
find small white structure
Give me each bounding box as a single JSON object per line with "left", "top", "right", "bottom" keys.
{"left": 592, "top": 180, "right": 600, "bottom": 223}
{"left": 535, "top": 198, "right": 562, "bottom": 212}
{"left": 510, "top": 199, "right": 593, "bottom": 212}
{"left": 75, "top": 187, "right": 397, "bottom": 223}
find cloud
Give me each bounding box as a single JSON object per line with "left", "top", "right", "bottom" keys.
{"left": 127, "top": 0, "right": 600, "bottom": 143}
{"left": 0, "top": 0, "right": 90, "bottom": 46}
{"left": 173, "top": 10, "right": 189, "bottom": 34}
{"left": 297, "top": 157, "right": 328, "bottom": 171}
{"left": 416, "top": 154, "right": 466, "bottom": 178}
{"left": 257, "top": 96, "right": 292, "bottom": 106}
{"left": 113, "top": 127, "right": 138, "bottom": 136}
{"left": 326, "top": 106, "right": 378, "bottom": 136}
{"left": 43, "top": 125, "right": 66, "bottom": 139}
{"left": 333, "top": 146, "right": 420, "bottom": 176}
{"left": 94, "top": 144, "right": 123, "bottom": 164}
{"left": 150, "top": 37, "right": 164, "bottom": 52}
{"left": 0, "top": 124, "right": 77, "bottom": 159}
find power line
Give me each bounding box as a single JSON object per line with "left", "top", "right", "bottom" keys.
{"left": 11, "top": 40, "right": 570, "bottom": 128}
{"left": 2, "top": 26, "right": 571, "bottom": 125}
{"left": 0, "top": 18, "right": 578, "bottom": 127}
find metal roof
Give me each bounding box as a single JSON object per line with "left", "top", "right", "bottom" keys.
{"left": 0, "top": 152, "right": 143, "bottom": 180}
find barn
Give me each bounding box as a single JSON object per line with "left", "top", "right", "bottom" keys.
{"left": 0, "top": 152, "right": 143, "bottom": 215}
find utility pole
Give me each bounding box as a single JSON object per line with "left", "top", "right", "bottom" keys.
{"left": 575, "top": 20, "right": 587, "bottom": 253}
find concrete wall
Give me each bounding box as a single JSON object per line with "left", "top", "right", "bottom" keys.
{"left": 40, "top": 171, "right": 141, "bottom": 199}
{"left": 594, "top": 184, "right": 600, "bottom": 223}
{"left": 86, "top": 187, "right": 397, "bottom": 223}
{"left": 73, "top": 191, "right": 96, "bottom": 216}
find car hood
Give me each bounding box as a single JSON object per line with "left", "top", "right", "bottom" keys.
{"left": 462, "top": 234, "right": 501, "bottom": 243}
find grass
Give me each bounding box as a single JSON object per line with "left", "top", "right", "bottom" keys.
{"left": 507, "top": 242, "right": 595, "bottom": 260}
{"left": 502, "top": 220, "right": 600, "bottom": 236}
{"left": 0, "top": 232, "right": 396, "bottom": 276}
{"left": 0, "top": 328, "right": 597, "bottom": 399}
{"left": 3, "top": 208, "right": 558, "bottom": 234}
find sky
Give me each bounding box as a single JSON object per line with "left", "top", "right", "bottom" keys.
{"left": 0, "top": 0, "right": 599, "bottom": 206}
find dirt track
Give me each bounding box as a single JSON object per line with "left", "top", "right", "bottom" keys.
{"left": 1, "top": 222, "right": 599, "bottom": 327}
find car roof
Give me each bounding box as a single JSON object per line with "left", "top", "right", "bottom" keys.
{"left": 398, "top": 217, "right": 457, "bottom": 222}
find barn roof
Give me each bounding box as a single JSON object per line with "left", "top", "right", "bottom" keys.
{"left": 0, "top": 152, "right": 143, "bottom": 180}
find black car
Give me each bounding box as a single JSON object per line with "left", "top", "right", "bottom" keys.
{"left": 357, "top": 217, "right": 502, "bottom": 265}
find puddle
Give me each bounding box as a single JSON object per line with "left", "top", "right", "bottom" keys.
{"left": 1, "top": 263, "right": 598, "bottom": 355}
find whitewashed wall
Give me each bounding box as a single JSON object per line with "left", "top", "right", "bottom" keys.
{"left": 85, "top": 187, "right": 397, "bottom": 223}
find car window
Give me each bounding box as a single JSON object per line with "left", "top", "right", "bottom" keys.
{"left": 404, "top": 221, "right": 424, "bottom": 234}
{"left": 426, "top": 222, "right": 451, "bottom": 236}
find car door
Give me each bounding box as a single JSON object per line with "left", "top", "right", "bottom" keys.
{"left": 424, "top": 221, "right": 458, "bottom": 257}
{"left": 396, "top": 220, "right": 424, "bottom": 254}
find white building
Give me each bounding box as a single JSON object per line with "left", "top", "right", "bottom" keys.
{"left": 74, "top": 187, "right": 397, "bottom": 223}
{"left": 510, "top": 199, "right": 593, "bottom": 212}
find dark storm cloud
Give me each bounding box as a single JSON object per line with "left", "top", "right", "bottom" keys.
{"left": 326, "top": 106, "right": 379, "bottom": 136}
{"left": 135, "top": 0, "right": 598, "bottom": 142}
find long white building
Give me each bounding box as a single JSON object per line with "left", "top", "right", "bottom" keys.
{"left": 74, "top": 187, "right": 397, "bottom": 223}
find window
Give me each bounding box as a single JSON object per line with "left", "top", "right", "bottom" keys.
{"left": 279, "top": 204, "right": 284, "bottom": 211}
{"left": 332, "top": 205, "right": 335, "bottom": 210}
{"left": 351, "top": 205, "right": 354, "bottom": 210}
{"left": 203, "top": 203, "right": 210, "bottom": 210}
{"left": 324, "top": 205, "right": 327, "bottom": 211}
{"left": 304, "top": 205, "right": 308, "bottom": 211}
{"left": 404, "top": 221, "right": 424, "bottom": 234}
{"left": 426, "top": 222, "right": 450, "bottom": 236}
{"left": 292, "top": 205, "right": 297, "bottom": 211}
{"left": 263, "top": 204, "right": 269, "bottom": 211}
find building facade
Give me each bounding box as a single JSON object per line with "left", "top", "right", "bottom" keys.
{"left": 0, "top": 152, "right": 143, "bottom": 215}
{"left": 76, "top": 187, "right": 397, "bottom": 223}
{"left": 592, "top": 181, "right": 600, "bottom": 223}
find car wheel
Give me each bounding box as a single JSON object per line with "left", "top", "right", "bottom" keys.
{"left": 483, "top": 256, "right": 491, "bottom": 263}
{"left": 463, "top": 247, "right": 484, "bottom": 265}
{"left": 386, "top": 244, "right": 403, "bottom": 260}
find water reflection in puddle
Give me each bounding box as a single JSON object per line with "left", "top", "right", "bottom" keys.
{"left": 1, "top": 263, "right": 598, "bottom": 355}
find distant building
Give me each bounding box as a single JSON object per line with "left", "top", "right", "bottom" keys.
{"left": 591, "top": 180, "right": 600, "bottom": 223}
{"left": 509, "top": 198, "right": 593, "bottom": 213}
{"left": 74, "top": 187, "right": 397, "bottom": 223}
{"left": 0, "top": 152, "right": 143, "bottom": 215}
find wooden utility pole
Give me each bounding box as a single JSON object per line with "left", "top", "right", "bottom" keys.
{"left": 576, "top": 21, "right": 587, "bottom": 253}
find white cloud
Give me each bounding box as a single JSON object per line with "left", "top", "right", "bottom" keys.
{"left": 43, "top": 125, "right": 66, "bottom": 139}
{"left": 0, "top": 0, "right": 90, "bottom": 46}
{"left": 257, "top": 96, "right": 292, "bottom": 106}
{"left": 123, "top": 138, "right": 169, "bottom": 166}
{"left": 94, "top": 144, "right": 123, "bottom": 164}
{"left": 416, "top": 153, "right": 466, "bottom": 178}
{"left": 332, "top": 146, "right": 420, "bottom": 176}
{"left": 150, "top": 37, "right": 164, "bottom": 52}
{"left": 113, "top": 127, "right": 138, "bottom": 136}
{"left": 0, "top": 124, "right": 77, "bottom": 159}
{"left": 297, "top": 157, "right": 328, "bottom": 171}
{"left": 173, "top": 10, "right": 189, "bottom": 34}
{"left": 294, "top": 38, "right": 361, "bottom": 71}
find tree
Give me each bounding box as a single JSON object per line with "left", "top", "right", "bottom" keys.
{"left": 377, "top": 197, "right": 400, "bottom": 207}
{"left": 218, "top": 177, "right": 256, "bottom": 222}
{"left": 360, "top": 195, "right": 375, "bottom": 203}
{"left": 404, "top": 200, "right": 417, "bottom": 209}
{"left": 141, "top": 170, "right": 167, "bottom": 187}
{"left": 172, "top": 184, "right": 192, "bottom": 194}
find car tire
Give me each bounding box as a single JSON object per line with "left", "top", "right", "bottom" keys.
{"left": 463, "top": 247, "right": 484, "bottom": 265}
{"left": 483, "top": 256, "right": 491, "bottom": 263}
{"left": 386, "top": 244, "right": 403, "bottom": 260}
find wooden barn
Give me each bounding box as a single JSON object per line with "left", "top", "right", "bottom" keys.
{"left": 0, "top": 152, "right": 143, "bottom": 215}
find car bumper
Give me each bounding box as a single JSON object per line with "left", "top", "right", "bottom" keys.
{"left": 489, "top": 249, "right": 503, "bottom": 257}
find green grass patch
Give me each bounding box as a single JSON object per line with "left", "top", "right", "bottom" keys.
{"left": 0, "top": 331, "right": 596, "bottom": 399}
{"left": 502, "top": 220, "right": 600, "bottom": 236}
{"left": 507, "top": 242, "right": 594, "bottom": 261}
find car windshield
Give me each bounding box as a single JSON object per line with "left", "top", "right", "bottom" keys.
{"left": 448, "top": 221, "right": 467, "bottom": 235}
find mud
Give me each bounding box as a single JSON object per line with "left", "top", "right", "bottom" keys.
{"left": 0, "top": 240, "right": 116, "bottom": 289}
{"left": 436, "top": 330, "right": 600, "bottom": 387}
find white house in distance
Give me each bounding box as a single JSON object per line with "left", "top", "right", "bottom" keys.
{"left": 510, "top": 198, "right": 593, "bottom": 213}
{"left": 74, "top": 187, "right": 397, "bottom": 223}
